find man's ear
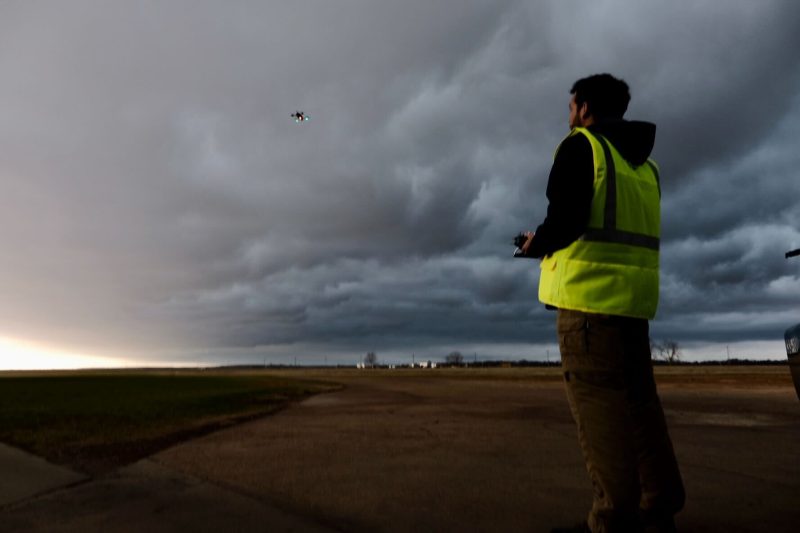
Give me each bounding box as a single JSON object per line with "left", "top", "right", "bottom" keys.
{"left": 579, "top": 102, "right": 591, "bottom": 121}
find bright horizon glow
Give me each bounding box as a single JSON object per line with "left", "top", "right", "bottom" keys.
{"left": 0, "top": 336, "right": 134, "bottom": 371}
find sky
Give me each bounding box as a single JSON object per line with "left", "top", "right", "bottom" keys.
{"left": 1, "top": 0, "right": 799, "bottom": 369}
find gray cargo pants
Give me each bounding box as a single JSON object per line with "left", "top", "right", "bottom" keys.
{"left": 557, "top": 309, "right": 685, "bottom": 532}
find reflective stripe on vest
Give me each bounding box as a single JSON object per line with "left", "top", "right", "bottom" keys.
{"left": 583, "top": 134, "right": 660, "bottom": 251}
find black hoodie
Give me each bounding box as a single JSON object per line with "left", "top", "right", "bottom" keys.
{"left": 527, "top": 119, "right": 656, "bottom": 258}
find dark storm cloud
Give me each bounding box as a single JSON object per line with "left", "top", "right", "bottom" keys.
{"left": 0, "top": 0, "right": 798, "bottom": 364}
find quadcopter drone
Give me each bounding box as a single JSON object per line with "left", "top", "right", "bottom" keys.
{"left": 291, "top": 111, "right": 310, "bottom": 123}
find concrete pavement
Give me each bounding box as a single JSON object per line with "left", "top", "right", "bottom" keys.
{"left": 0, "top": 458, "right": 334, "bottom": 533}
{"left": 0, "top": 444, "right": 86, "bottom": 507}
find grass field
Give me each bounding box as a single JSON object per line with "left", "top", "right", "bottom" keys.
{"left": 0, "top": 370, "right": 339, "bottom": 474}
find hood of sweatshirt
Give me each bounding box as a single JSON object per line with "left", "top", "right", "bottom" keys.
{"left": 589, "top": 119, "right": 656, "bottom": 167}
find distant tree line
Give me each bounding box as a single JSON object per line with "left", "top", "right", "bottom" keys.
{"left": 445, "top": 351, "right": 464, "bottom": 365}
{"left": 211, "top": 358, "right": 788, "bottom": 371}
{"left": 346, "top": 341, "right": 790, "bottom": 369}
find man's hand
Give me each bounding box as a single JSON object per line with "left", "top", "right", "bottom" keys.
{"left": 513, "top": 231, "right": 535, "bottom": 258}
{"left": 521, "top": 231, "right": 535, "bottom": 256}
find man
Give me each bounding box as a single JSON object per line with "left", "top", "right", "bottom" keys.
{"left": 520, "top": 74, "right": 685, "bottom": 532}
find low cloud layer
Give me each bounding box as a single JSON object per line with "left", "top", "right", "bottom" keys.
{"left": 1, "top": 1, "right": 799, "bottom": 364}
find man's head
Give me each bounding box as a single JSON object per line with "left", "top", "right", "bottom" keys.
{"left": 569, "top": 73, "right": 630, "bottom": 129}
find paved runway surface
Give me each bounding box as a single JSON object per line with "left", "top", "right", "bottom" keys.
{"left": 1, "top": 369, "right": 798, "bottom": 532}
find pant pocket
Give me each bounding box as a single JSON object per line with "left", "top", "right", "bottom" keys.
{"left": 558, "top": 314, "right": 589, "bottom": 357}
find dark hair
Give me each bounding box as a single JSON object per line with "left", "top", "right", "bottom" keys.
{"left": 570, "top": 74, "right": 630, "bottom": 120}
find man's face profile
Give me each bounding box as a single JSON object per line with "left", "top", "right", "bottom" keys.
{"left": 568, "top": 93, "right": 590, "bottom": 129}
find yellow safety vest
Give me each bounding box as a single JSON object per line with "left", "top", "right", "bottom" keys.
{"left": 538, "top": 127, "right": 661, "bottom": 319}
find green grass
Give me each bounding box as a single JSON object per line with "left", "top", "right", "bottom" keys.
{"left": 0, "top": 370, "right": 339, "bottom": 474}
